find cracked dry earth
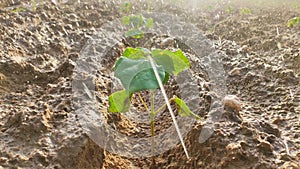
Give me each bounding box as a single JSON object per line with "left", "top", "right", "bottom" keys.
{"left": 0, "top": 0, "right": 300, "bottom": 169}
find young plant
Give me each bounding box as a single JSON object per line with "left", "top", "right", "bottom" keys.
{"left": 286, "top": 17, "right": 300, "bottom": 28}
{"left": 121, "top": 14, "right": 153, "bottom": 38}
{"left": 119, "top": 1, "right": 131, "bottom": 13}
{"left": 239, "top": 7, "right": 251, "bottom": 15}
{"left": 10, "top": 0, "right": 44, "bottom": 13}
{"left": 108, "top": 47, "right": 200, "bottom": 158}
{"left": 11, "top": 7, "right": 27, "bottom": 13}
{"left": 225, "top": 5, "right": 233, "bottom": 14}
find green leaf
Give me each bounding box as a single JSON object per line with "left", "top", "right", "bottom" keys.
{"left": 122, "top": 15, "right": 143, "bottom": 27}
{"left": 119, "top": 2, "right": 131, "bottom": 13}
{"left": 122, "top": 14, "right": 152, "bottom": 29}
{"left": 122, "top": 16, "right": 130, "bottom": 25}
{"left": 130, "top": 14, "right": 144, "bottom": 28}
{"left": 225, "top": 5, "right": 233, "bottom": 13}
{"left": 137, "top": 47, "right": 151, "bottom": 55}
{"left": 145, "top": 18, "right": 153, "bottom": 28}
{"left": 125, "top": 29, "right": 144, "bottom": 38}
{"left": 108, "top": 90, "right": 131, "bottom": 112}
{"left": 287, "top": 17, "right": 300, "bottom": 27}
{"left": 239, "top": 7, "right": 251, "bottom": 15}
{"left": 122, "top": 47, "right": 150, "bottom": 60}
{"left": 121, "top": 47, "right": 168, "bottom": 84}
{"left": 114, "top": 56, "right": 166, "bottom": 93}
{"left": 152, "top": 49, "right": 190, "bottom": 75}
{"left": 11, "top": 7, "right": 27, "bottom": 13}
{"left": 162, "top": 72, "right": 169, "bottom": 84}
{"left": 173, "top": 96, "right": 201, "bottom": 120}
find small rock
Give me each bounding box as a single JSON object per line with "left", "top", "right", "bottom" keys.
{"left": 0, "top": 73, "right": 5, "bottom": 80}
{"left": 64, "top": 24, "right": 73, "bottom": 30}
{"left": 272, "top": 117, "right": 284, "bottom": 125}
{"left": 26, "top": 102, "right": 36, "bottom": 109}
{"left": 40, "top": 12, "right": 48, "bottom": 20}
{"left": 240, "top": 45, "right": 249, "bottom": 53}
{"left": 51, "top": 0, "right": 59, "bottom": 5}
{"left": 26, "top": 88, "right": 34, "bottom": 96}
{"left": 222, "top": 95, "right": 242, "bottom": 112}
{"left": 257, "top": 140, "right": 274, "bottom": 153}
{"left": 277, "top": 42, "right": 282, "bottom": 50}
{"left": 67, "top": 13, "right": 78, "bottom": 21}
{"left": 159, "top": 37, "right": 175, "bottom": 48}
{"left": 228, "top": 67, "right": 241, "bottom": 76}
{"left": 0, "top": 157, "right": 8, "bottom": 164}
{"left": 226, "top": 142, "right": 241, "bottom": 151}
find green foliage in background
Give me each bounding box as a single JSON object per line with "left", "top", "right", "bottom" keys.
{"left": 286, "top": 17, "right": 300, "bottom": 27}
{"left": 119, "top": 1, "right": 132, "bottom": 13}
{"left": 239, "top": 7, "right": 251, "bottom": 15}
{"left": 10, "top": 0, "right": 44, "bottom": 13}
{"left": 122, "top": 14, "right": 153, "bottom": 38}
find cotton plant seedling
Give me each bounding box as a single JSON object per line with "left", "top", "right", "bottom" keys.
{"left": 286, "top": 17, "right": 300, "bottom": 28}
{"left": 239, "top": 7, "right": 251, "bottom": 15}
{"left": 10, "top": 0, "right": 44, "bottom": 13}
{"left": 225, "top": 5, "right": 233, "bottom": 14}
{"left": 121, "top": 14, "right": 153, "bottom": 38}
{"left": 108, "top": 47, "right": 200, "bottom": 158}
{"left": 119, "top": 1, "right": 132, "bottom": 13}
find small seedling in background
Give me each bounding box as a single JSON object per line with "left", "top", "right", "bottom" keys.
{"left": 11, "top": 7, "right": 27, "bottom": 13}
{"left": 286, "top": 17, "right": 300, "bottom": 28}
{"left": 119, "top": 1, "right": 131, "bottom": 13}
{"left": 122, "top": 14, "right": 153, "bottom": 38}
{"left": 10, "top": 0, "right": 44, "bottom": 13}
{"left": 31, "top": 0, "right": 37, "bottom": 12}
{"left": 225, "top": 5, "right": 233, "bottom": 14}
{"left": 239, "top": 7, "right": 251, "bottom": 15}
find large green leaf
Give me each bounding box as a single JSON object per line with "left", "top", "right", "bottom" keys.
{"left": 173, "top": 95, "right": 200, "bottom": 120}
{"left": 152, "top": 49, "right": 190, "bottom": 76}
{"left": 121, "top": 47, "right": 169, "bottom": 84}
{"left": 114, "top": 56, "right": 166, "bottom": 93}
{"left": 108, "top": 90, "right": 131, "bottom": 113}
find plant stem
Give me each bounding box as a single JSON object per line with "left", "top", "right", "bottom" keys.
{"left": 137, "top": 92, "right": 155, "bottom": 158}
{"left": 138, "top": 93, "right": 150, "bottom": 113}
{"left": 153, "top": 98, "right": 174, "bottom": 115}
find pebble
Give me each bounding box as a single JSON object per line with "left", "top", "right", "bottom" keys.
{"left": 228, "top": 67, "right": 241, "bottom": 76}
{"left": 159, "top": 37, "right": 175, "bottom": 48}
{"left": 240, "top": 45, "right": 249, "bottom": 53}
{"left": 222, "top": 95, "right": 242, "bottom": 112}
{"left": 257, "top": 140, "right": 274, "bottom": 152}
